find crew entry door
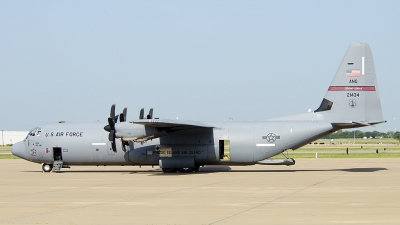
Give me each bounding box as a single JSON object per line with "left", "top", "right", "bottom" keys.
{"left": 52, "top": 147, "right": 64, "bottom": 172}
{"left": 53, "top": 147, "right": 62, "bottom": 161}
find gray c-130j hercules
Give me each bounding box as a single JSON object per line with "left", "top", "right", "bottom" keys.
{"left": 12, "top": 42, "right": 385, "bottom": 173}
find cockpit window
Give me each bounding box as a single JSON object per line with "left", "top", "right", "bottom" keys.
{"left": 26, "top": 127, "right": 42, "bottom": 138}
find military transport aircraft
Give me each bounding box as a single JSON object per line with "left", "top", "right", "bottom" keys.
{"left": 12, "top": 42, "right": 385, "bottom": 173}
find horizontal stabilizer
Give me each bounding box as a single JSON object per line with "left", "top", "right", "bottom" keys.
{"left": 331, "top": 120, "right": 386, "bottom": 128}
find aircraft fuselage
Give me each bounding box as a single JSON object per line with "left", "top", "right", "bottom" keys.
{"left": 11, "top": 42, "right": 385, "bottom": 173}
{"left": 12, "top": 120, "right": 334, "bottom": 167}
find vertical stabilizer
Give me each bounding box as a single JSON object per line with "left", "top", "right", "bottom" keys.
{"left": 315, "top": 42, "right": 384, "bottom": 126}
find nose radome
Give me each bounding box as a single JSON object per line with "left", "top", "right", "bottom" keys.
{"left": 11, "top": 141, "right": 26, "bottom": 159}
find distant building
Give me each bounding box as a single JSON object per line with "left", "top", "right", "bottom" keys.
{"left": 1, "top": 131, "right": 28, "bottom": 145}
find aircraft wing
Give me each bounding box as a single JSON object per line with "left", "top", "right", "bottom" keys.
{"left": 132, "top": 119, "right": 213, "bottom": 130}
{"left": 106, "top": 104, "right": 216, "bottom": 143}
{"left": 119, "top": 119, "right": 214, "bottom": 142}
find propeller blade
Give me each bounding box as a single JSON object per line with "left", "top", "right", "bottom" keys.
{"left": 110, "top": 104, "right": 116, "bottom": 119}
{"left": 120, "top": 107, "right": 127, "bottom": 122}
{"left": 107, "top": 117, "right": 115, "bottom": 130}
{"left": 108, "top": 130, "right": 115, "bottom": 142}
{"left": 123, "top": 107, "right": 127, "bottom": 120}
{"left": 139, "top": 108, "right": 144, "bottom": 119}
{"left": 111, "top": 140, "right": 117, "bottom": 152}
{"left": 108, "top": 130, "right": 117, "bottom": 152}
{"left": 146, "top": 108, "right": 153, "bottom": 119}
{"left": 114, "top": 115, "right": 119, "bottom": 123}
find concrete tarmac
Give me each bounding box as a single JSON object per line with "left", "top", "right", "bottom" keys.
{"left": 1, "top": 159, "right": 399, "bottom": 225}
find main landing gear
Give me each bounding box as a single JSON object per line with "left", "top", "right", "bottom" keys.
{"left": 162, "top": 166, "right": 201, "bottom": 173}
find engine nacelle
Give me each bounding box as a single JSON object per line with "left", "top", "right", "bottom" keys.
{"left": 115, "top": 123, "right": 160, "bottom": 141}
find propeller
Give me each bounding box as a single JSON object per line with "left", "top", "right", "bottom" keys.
{"left": 104, "top": 104, "right": 119, "bottom": 152}
{"left": 119, "top": 107, "right": 130, "bottom": 151}
{"left": 104, "top": 104, "right": 118, "bottom": 132}
{"left": 104, "top": 105, "right": 131, "bottom": 152}
{"left": 109, "top": 130, "right": 116, "bottom": 152}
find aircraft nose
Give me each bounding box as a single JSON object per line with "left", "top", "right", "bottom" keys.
{"left": 11, "top": 141, "right": 26, "bottom": 159}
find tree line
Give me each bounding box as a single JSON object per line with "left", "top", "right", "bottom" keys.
{"left": 323, "top": 130, "right": 400, "bottom": 141}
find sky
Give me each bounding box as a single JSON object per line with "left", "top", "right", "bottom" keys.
{"left": 1, "top": 1, "right": 399, "bottom": 132}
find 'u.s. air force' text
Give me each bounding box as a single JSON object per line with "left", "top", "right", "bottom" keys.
{"left": 45, "top": 132, "right": 83, "bottom": 137}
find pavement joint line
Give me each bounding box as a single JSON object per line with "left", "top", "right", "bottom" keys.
{"left": 0, "top": 179, "right": 132, "bottom": 198}
{"left": 4, "top": 170, "right": 264, "bottom": 222}
{"left": 208, "top": 159, "right": 370, "bottom": 225}
{"left": 2, "top": 159, "right": 398, "bottom": 224}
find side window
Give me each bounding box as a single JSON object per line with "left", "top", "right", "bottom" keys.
{"left": 27, "top": 127, "right": 42, "bottom": 137}
{"left": 35, "top": 128, "right": 42, "bottom": 136}
{"left": 29, "top": 129, "right": 36, "bottom": 136}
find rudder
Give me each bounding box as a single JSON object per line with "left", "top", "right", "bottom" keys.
{"left": 315, "top": 42, "right": 384, "bottom": 127}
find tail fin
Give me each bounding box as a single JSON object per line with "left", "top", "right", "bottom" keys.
{"left": 314, "top": 42, "right": 385, "bottom": 127}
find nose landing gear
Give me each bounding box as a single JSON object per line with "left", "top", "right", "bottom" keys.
{"left": 42, "top": 163, "right": 53, "bottom": 173}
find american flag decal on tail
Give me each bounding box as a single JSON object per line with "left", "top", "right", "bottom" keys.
{"left": 346, "top": 69, "right": 360, "bottom": 77}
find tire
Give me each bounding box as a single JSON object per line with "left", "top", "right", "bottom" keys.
{"left": 42, "top": 163, "right": 53, "bottom": 172}
{"left": 162, "top": 168, "right": 178, "bottom": 173}
{"left": 179, "top": 167, "right": 194, "bottom": 173}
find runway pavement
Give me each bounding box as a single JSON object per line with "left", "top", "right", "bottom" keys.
{"left": 1, "top": 158, "right": 399, "bottom": 225}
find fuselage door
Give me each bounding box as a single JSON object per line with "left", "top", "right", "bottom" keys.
{"left": 219, "top": 140, "right": 230, "bottom": 161}
{"left": 52, "top": 147, "right": 63, "bottom": 172}
{"left": 53, "top": 147, "right": 62, "bottom": 161}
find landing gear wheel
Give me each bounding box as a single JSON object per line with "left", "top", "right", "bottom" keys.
{"left": 194, "top": 165, "right": 200, "bottom": 172}
{"left": 179, "top": 167, "right": 194, "bottom": 173}
{"left": 42, "top": 163, "right": 53, "bottom": 172}
{"left": 162, "top": 168, "right": 178, "bottom": 173}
